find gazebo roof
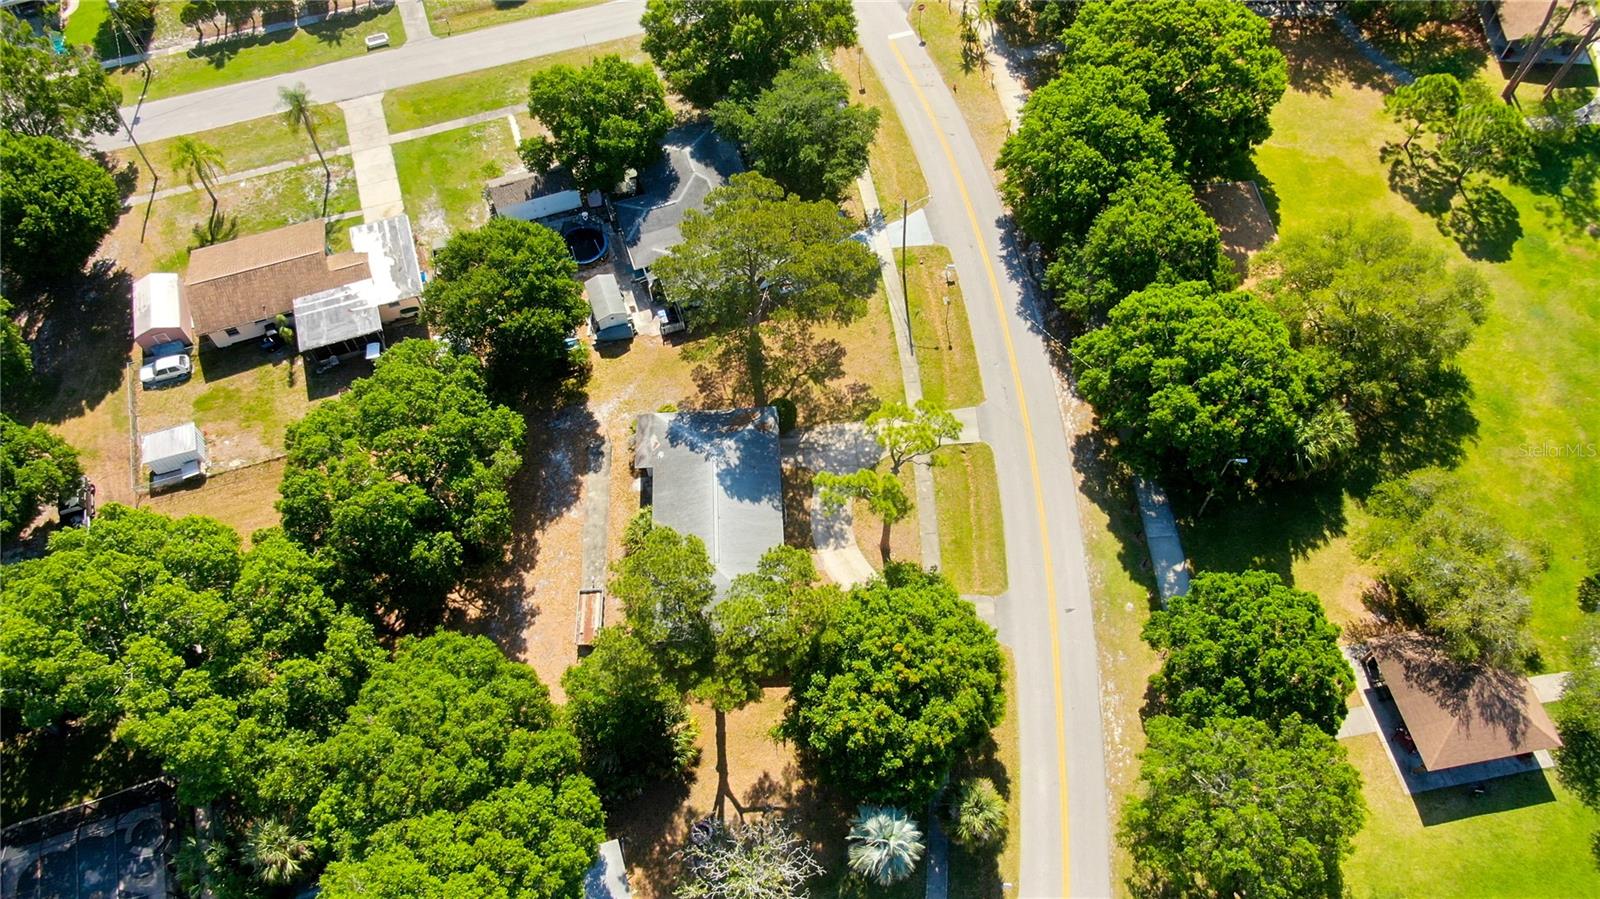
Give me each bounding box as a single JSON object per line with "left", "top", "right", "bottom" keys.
{"left": 1370, "top": 634, "right": 1562, "bottom": 771}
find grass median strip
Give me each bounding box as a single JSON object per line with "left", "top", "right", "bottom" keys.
{"left": 381, "top": 35, "right": 645, "bottom": 132}
{"left": 423, "top": 0, "right": 605, "bottom": 37}
{"left": 903, "top": 245, "right": 984, "bottom": 409}
{"left": 835, "top": 46, "right": 929, "bottom": 214}
{"left": 110, "top": 7, "right": 406, "bottom": 103}
{"left": 934, "top": 443, "right": 1006, "bottom": 596}
{"left": 915, "top": 4, "right": 1014, "bottom": 173}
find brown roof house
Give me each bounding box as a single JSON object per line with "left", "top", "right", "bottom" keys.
{"left": 137, "top": 217, "right": 424, "bottom": 352}
{"left": 1365, "top": 633, "right": 1562, "bottom": 773}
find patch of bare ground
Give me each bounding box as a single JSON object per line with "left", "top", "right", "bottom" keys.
{"left": 140, "top": 458, "right": 287, "bottom": 542}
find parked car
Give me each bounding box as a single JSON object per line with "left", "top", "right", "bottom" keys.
{"left": 139, "top": 353, "right": 192, "bottom": 388}
{"left": 57, "top": 477, "right": 95, "bottom": 529}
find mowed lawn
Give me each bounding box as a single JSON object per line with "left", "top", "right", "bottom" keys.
{"left": 933, "top": 443, "right": 1006, "bottom": 596}
{"left": 422, "top": 0, "right": 604, "bottom": 36}
{"left": 904, "top": 246, "right": 984, "bottom": 410}
{"left": 1342, "top": 733, "right": 1600, "bottom": 898}
{"left": 109, "top": 6, "right": 405, "bottom": 102}
{"left": 381, "top": 35, "right": 646, "bottom": 132}
{"left": 1185, "top": 21, "right": 1600, "bottom": 668}
{"left": 111, "top": 104, "right": 349, "bottom": 195}
{"left": 835, "top": 45, "right": 929, "bottom": 214}
{"left": 392, "top": 119, "right": 522, "bottom": 248}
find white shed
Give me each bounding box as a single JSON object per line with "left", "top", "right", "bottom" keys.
{"left": 140, "top": 423, "right": 207, "bottom": 488}
{"left": 132, "top": 273, "right": 193, "bottom": 352}
{"left": 585, "top": 273, "right": 634, "bottom": 341}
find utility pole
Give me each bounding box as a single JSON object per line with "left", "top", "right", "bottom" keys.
{"left": 902, "top": 197, "right": 913, "bottom": 359}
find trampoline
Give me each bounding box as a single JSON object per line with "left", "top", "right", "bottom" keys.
{"left": 564, "top": 223, "right": 608, "bottom": 266}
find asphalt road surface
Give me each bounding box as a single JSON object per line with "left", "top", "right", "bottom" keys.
{"left": 99, "top": 0, "right": 648, "bottom": 148}
{"left": 854, "top": 2, "right": 1113, "bottom": 895}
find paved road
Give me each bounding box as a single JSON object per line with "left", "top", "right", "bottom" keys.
{"left": 855, "top": 3, "right": 1112, "bottom": 896}
{"left": 100, "top": 0, "right": 646, "bottom": 148}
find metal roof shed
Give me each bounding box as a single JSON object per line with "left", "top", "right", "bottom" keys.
{"left": 131, "top": 273, "right": 193, "bottom": 351}
{"left": 293, "top": 282, "right": 383, "bottom": 358}
{"left": 586, "top": 273, "right": 635, "bottom": 341}
{"left": 140, "top": 423, "right": 207, "bottom": 488}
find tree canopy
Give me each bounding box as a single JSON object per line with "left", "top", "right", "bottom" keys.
{"left": 610, "top": 510, "right": 718, "bottom": 685}
{"left": 868, "top": 399, "right": 961, "bottom": 475}
{"left": 307, "top": 632, "right": 604, "bottom": 894}
{"left": 0, "top": 506, "right": 382, "bottom": 809}
{"left": 1119, "top": 715, "right": 1366, "bottom": 899}
{"left": 713, "top": 60, "right": 879, "bottom": 201}
{"left": 521, "top": 54, "right": 674, "bottom": 194}
{"left": 1143, "top": 570, "right": 1353, "bottom": 735}
{"left": 1047, "top": 170, "right": 1234, "bottom": 319}
{"left": 1, "top": 131, "right": 122, "bottom": 287}
{"left": 1554, "top": 616, "right": 1600, "bottom": 866}
{"left": 783, "top": 565, "right": 1004, "bottom": 806}
{"left": 997, "top": 64, "right": 1173, "bottom": 249}
{"left": 278, "top": 340, "right": 525, "bottom": 629}
{"left": 1062, "top": 0, "right": 1287, "bottom": 178}
{"left": 641, "top": 0, "right": 858, "bottom": 106}
{"left": 703, "top": 545, "right": 836, "bottom": 712}
{"left": 651, "top": 172, "right": 879, "bottom": 406}
{"left": 1, "top": 296, "right": 32, "bottom": 411}
{"left": 1356, "top": 470, "right": 1544, "bottom": 666}
{"left": 422, "top": 217, "right": 587, "bottom": 396}
{"left": 562, "top": 628, "right": 695, "bottom": 803}
{"left": 1253, "top": 214, "right": 1488, "bottom": 429}
{"left": 1071, "top": 282, "right": 1333, "bottom": 487}
{"left": 0, "top": 14, "right": 121, "bottom": 147}
{"left": 0, "top": 415, "right": 82, "bottom": 540}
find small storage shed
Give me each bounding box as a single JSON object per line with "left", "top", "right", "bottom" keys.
{"left": 585, "top": 273, "right": 635, "bottom": 342}
{"left": 484, "top": 168, "right": 596, "bottom": 222}
{"left": 131, "top": 273, "right": 193, "bottom": 352}
{"left": 140, "top": 423, "right": 207, "bottom": 489}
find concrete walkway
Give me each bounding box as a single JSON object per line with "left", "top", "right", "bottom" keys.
{"left": 855, "top": 168, "right": 943, "bottom": 570}
{"left": 339, "top": 95, "right": 404, "bottom": 220}
{"left": 783, "top": 424, "right": 882, "bottom": 588}
{"left": 396, "top": 0, "right": 436, "bottom": 43}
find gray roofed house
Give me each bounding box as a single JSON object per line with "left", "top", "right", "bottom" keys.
{"left": 615, "top": 123, "right": 744, "bottom": 277}
{"left": 633, "top": 407, "right": 784, "bottom": 592}
{"left": 350, "top": 214, "right": 423, "bottom": 306}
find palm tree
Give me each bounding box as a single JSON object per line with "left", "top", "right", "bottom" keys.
{"left": 243, "top": 819, "right": 311, "bottom": 887}
{"left": 846, "top": 805, "right": 924, "bottom": 886}
{"left": 947, "top": 777, "right": 1007, "bottom": 850}
{"left": 279, "top": 82, "right": 330, "bottom": 217}
{"left": 168, "top": 136, "right": 226, "bottom": 223}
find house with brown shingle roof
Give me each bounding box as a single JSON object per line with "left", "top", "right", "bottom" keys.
{"left": 185, "top": 220, "right": 370, "bottom": 348}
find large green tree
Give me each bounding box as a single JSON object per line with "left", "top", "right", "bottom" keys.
{"left": 713, "top": 60, "right": 879, "bottom": 201}
{"left": 1120, "top": 715, "right": 1366, "bottom": 899}
{"left": 703, "top": 545, "right": 836, "bottom": 713}
{"left": 1, "top": 415, "right": 82, "bottom": 539}
{"left": 783, "top": 565, "right": 1004, "bottom": 806}
{"left": 0, "top": 506, "right": 382, "bottom": 808}
{"left": 278, "top": 340, "right": 525, "bottom": 629}
{"left": 0, "top": 131, "right": 122, "bottom": 286}
{"left": 0, "top": 13, "right": 121, "bottom": 147}
{"left": 0, "top": 296, "right": 32, "bottom": 413}
{"left": 422, "top": 218, "right": 587, "bottom": 396}
{"left": 1356, "top": 470, "right": 1543, "bottom": 667}
{"left": 1143, "top": 570, "right": 1354, "bottom": 735}
{"left": 609, "top": 511, "right": 717, "bottom": 685}
{"left": 1047, "top": 170, "right": 1234, "bottom": 319}
{"left": 1071, "top": 282, "right": 1337, "bottom": 487}
{"left": 1061, "top": 0, "right": 1287, "bottom": 178}
{"left": 561, "top": 628, "right": 695, "bottom": 803}
{"left": 651, "top": 172, "right": 879, "bottom": 407}
{"left": 997, "top": 64, "right": 1173, "bottom": 249}
{"left": 1554, "top": 616, "right": 1600, "bottom": 868}
{"left": 307, "top": 632, "right": 604, "bottom": 892}
{"left": 521, "top": 54, "right": 674, "bottom": 194}
{"left": 1253, "top": 214, "right": 1488, "bottom": 429}
{"left": 641, "top": 0, "right": 858, "bottom": 106}
{"left": 1384, "top": 73, "right": 1531, "bottom": 206}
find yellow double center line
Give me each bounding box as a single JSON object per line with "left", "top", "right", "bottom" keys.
{"left": 885, "top": 36, "right": 1074, "bottom": 898}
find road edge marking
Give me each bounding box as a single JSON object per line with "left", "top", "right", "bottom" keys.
{"left": 885, "top": 37, "right": 1075, "bottom": 898}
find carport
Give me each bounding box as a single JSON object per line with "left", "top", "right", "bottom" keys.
{"left": 293, "top": 282, "right": 384, "bottom": 361}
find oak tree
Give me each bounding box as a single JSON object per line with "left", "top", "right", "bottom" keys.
{"left": 522, "top": 54, "right": 674, "bottom": 194}
{"left": 641, "top": 0, "right": 858, "bottom": 106}
{"left": 713, "top": 60, "right": 880, "bottom": 201}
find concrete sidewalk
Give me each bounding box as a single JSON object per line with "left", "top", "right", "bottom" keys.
{"left": 339, "top": 95, "right": 404, "bottom": 220}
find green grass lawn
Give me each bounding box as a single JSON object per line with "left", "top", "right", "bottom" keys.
{"left": 392, "top": 119, "right": 521, "bottom": 247}
{"left": 933, "top": 443, "right": 1007, "bottom": 596}
{"left": 835, "top": 46, "right": 929, "bottom": 214}
{"left": 1194, "top": 21, "right": 1600, "bottom": 671}
{"left": 916, "top": 2, "right": 1013, "bottom": 175}
{"left": 381, "top": 35, "right": 645, "bottom": 132}
{"left": 422, "top": 0, "right": 604, "bottom": 37}
{"left": 62, "top": 1, "right": 111, "bottom": 50}
{"left": 134, "top": 159, "right": 360, "bottom": 272}
{"left": 111, "top": 103, "right": 348, "bottom": 194}
{"left": 110, "top": 6, "right": 405, "bottom": 103}
{"left": 947, "top": 648, "right": 1023, "bottom": 899}
{"left": 903, "top": 246, "right": 984, "bottom": 410}
{"left": 1343, "top": 733, "right": 1600, "bottom": 897}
